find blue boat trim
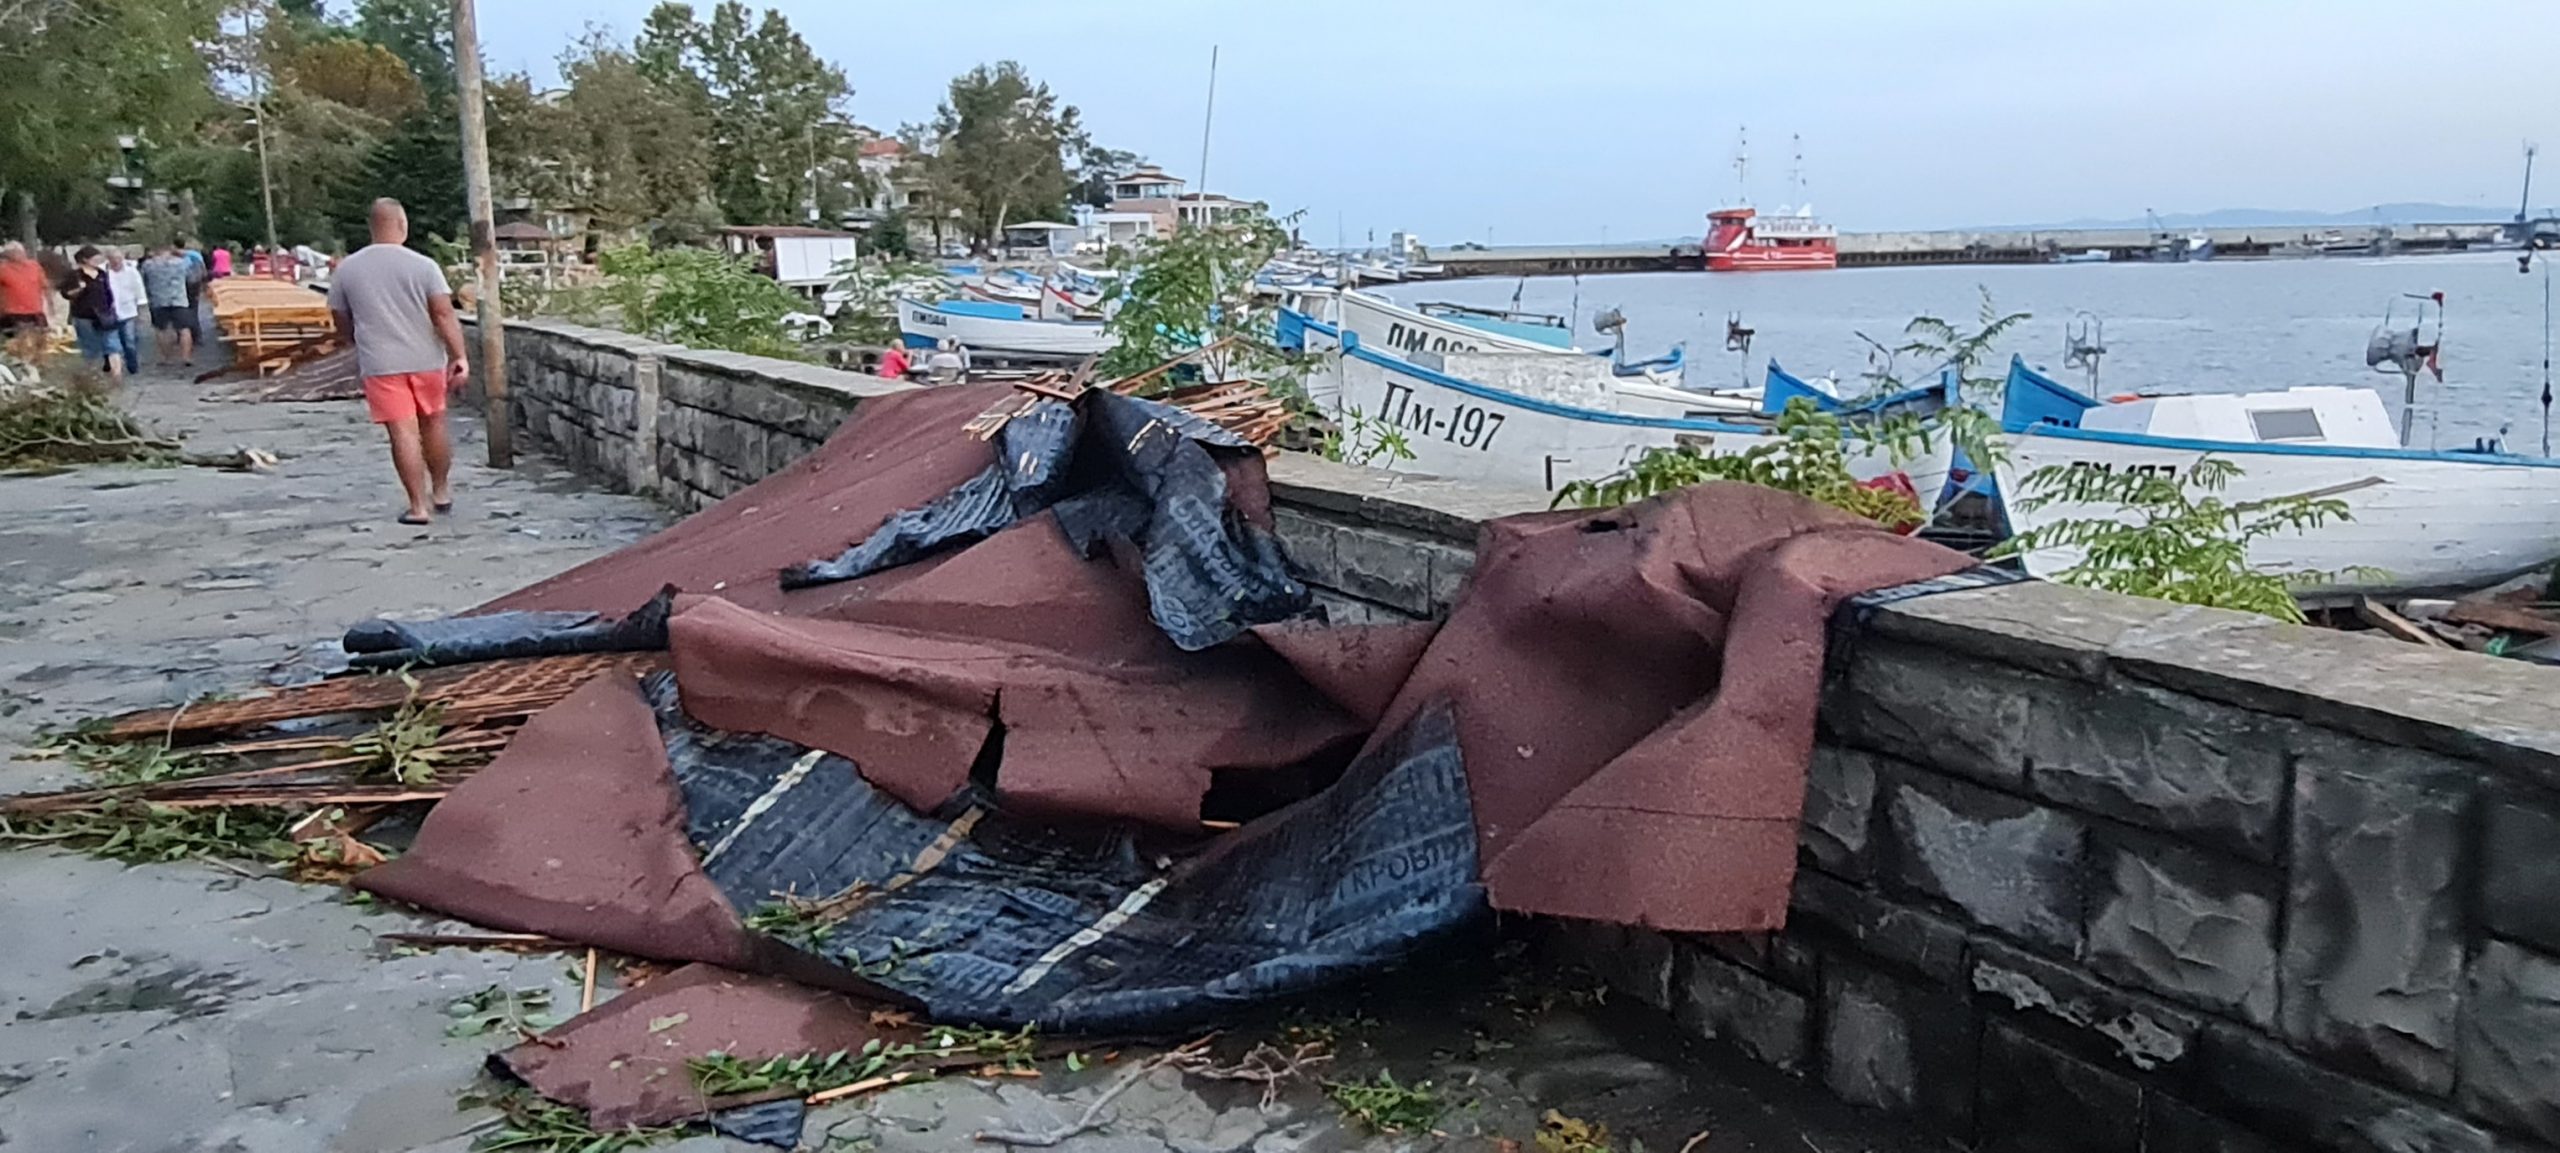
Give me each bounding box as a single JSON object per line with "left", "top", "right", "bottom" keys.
{"left": 928, "top": 298, "right": 1030, "bottom": 321}
{"left": 1999, "top": 355, "right": 2100, "bottom": 433}
{"left": 1760, "top": 360, "right": 1959, "bottom": 420}
{"left": 1286, "top": 310, "right": 1776, "bottom": 435}
{"left": 2015, "top": 421, "right": 2560, "bottom": 468}
{"left": 1440, "top": 311, "right": 1576, "bottom": 349}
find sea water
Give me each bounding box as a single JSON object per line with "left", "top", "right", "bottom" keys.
{"left": 1381, "top": 249, "right": 2560, "bottom": 450}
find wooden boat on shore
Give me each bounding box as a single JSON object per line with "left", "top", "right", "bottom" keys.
{"left": 1282, "top": 288, "right": 1757, "bottom": 418}
{"left": 898, "top": 297, "right": 1114, "bottom": 357}
{"left": 1284, "top": 309, "right": 1954, "bottom": 500}
{"left": 1991, "top": 355, "right": 2560, "bottom": 598}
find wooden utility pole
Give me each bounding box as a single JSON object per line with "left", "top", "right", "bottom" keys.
{"left": 450, "top": 0, "right": 513, "bottom": 467}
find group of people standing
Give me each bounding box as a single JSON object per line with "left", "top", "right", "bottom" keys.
{"left": 0, "top": 239, "right": 229, "bottom": 375}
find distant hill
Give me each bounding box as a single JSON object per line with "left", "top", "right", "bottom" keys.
{"left": 2038, "top": 203, "right": 2518, "bottom": 230}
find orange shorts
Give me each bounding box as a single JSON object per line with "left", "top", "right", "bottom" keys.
{"left": 363, "top": 370, "right": 451, "bottom": 424}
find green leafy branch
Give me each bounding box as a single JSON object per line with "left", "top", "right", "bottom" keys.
{"left": 1988, "top": 458, "right": 2370, "bottom": 623}
{"left": 1318, "top": 406, "right": 1417, "bottom": 468}
{"left": 1326, "top": 1070, "right": 1443, "bottom": 1134}
{"left": 688, "top": 1026, "right": 1038, "bottom": 1097}
{"left": 1098, "top": 209, "right": 1297, "bottom": 389}
{"left": 1554, "top": 399, "right": 1926, "bottom": 528}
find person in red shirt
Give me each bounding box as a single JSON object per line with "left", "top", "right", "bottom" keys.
{"left": 0, "top": 242, "right": 47, "bottom": 361}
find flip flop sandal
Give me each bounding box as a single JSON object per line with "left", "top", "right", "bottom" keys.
{"left": 397, "top": 513, "right": 431, "bottom": 526}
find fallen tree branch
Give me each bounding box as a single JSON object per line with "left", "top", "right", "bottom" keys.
{"left": 975, "top": 1037, "right": 1218, "bottom": 1147}
{"left": 974, "top": 1060, "right": 1157, "bottom": 1147}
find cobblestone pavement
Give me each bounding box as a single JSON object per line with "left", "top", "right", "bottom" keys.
{"left": 0, "top": 365, "right": 1932, "bottom": 1153}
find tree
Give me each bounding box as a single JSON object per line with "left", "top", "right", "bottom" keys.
{"left": 634, "top": 2, "right": 855, "bottom": 225}
{"left": 352, "top": 0, "right": 454, "bottom": 103}
{"left": 1072, "top": 143, "right": 1142, "bottom": 210}
{"left": 914, "top": 62, "right": 1086, "bottom": 247}
{"left": 282, "top": 38, "right": 424, "bottom": 120}
{"left": 1098, "top": 211, "right": 1289, "bottom": 380}
{"left": 538, "top": 29, "right": 715, "bottom": 235}
{"left": 591, "top": 244, "right": 807, "bottom": 358}
{"left": 0, "top": 0, "right": 226, "bottom": 239}
{"left": 869, "top": 209, "right": 912, "bottom": 260}
{"left": 333, "top": 109, "right": 465, "bottom": 248}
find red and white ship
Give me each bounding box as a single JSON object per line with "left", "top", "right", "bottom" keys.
{"left": 1703, "top": 129, "right": 1839, "bottom": 271}
{"left": 1704, "top": 205, "right": 1838, "bottom": 271}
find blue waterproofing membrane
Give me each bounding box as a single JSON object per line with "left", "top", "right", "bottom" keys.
{"left": 781, "top": 390, "right": 1301, "bottom": 652}
{"left": 653, "top": 673, "right": 1483, "bottom": 1032}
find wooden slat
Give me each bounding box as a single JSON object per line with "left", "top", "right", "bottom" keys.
{"left": 99, "top": 652, "right": 662, "bottom": 742}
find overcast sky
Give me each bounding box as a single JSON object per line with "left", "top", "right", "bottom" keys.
{"left": 478, "top": 0, "right": 2560, "bottom": 244}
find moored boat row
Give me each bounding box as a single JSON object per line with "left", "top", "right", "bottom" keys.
{"left": 1280, "top": 289, "right": 2560, "bottom": 600}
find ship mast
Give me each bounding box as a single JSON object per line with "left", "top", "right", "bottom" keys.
{"left": 1789, "top": 133, "right": 1807, "bottom": 213}
{"left": 1733, "top": 126, "right": 1750, "bottom": 206}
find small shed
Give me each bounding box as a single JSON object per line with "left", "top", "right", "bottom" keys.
{"left": 719, "top": 226, "right": 861, "bottom": 288}
{"left": 492, "top": 221, "right": 570, "bottom": 286}
{"left": 1003, "top": 221, "right": 1082, "bottom": 258}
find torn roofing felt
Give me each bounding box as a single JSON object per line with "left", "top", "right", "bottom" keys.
{"left": 360, "top": 381, "right": 1977, "bottom": 1071}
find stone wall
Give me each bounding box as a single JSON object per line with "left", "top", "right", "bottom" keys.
{"left": 489, "top": 320, "right": 2560, "bottom": 1153}
{"left": 478, "top": 319, "right": 913, "bottom": 511}
{"left": 1269, "top": 453, "right": 2560, "bottom": 1153}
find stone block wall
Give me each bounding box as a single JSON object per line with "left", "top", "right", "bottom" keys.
{"left": 489, "top": 321, "right": 2560, "bottom": 1153}
{"left": 1266, "top": 452, "right": 2560, "bottom": 1153}
{"left": 477, "top": 319, "right": 910, "bottom": 510}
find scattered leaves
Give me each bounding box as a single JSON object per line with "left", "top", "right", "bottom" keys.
{"left": 1537, "top": 1110, "right": 1614, "bottom": 1153}
{"left": 349, "top": 672, "right": 447, "bottom": 787}
{"left": 466, "top": 1084, "right": 681, "bottom": 1151}
{"left": 0, "top": 804, "right": 298, "bottom": 865}
{"left": 1326, "top": 1070, "right": 1443, "bottom": 1133}
{"left": 446, "top": 986, "right": 558, "bottom": 1040}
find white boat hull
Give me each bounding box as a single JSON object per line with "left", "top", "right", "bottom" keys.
{"left": 1335, "top": 290, "right": 1571, "bottom": 357}
{"left": 899, "top": 298, "right": 1114, "bottom": 356}
{"left": 1329, "top": 340, "right": 1952, "bottom": 500}
{"left": 1994, "top": 428, "right": 2560, "bottom": 598}
{"left": 1284, "top": 295, "right": 1753, "bottom": 418}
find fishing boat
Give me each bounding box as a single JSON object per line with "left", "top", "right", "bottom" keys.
{"left": 1990, "top": 299, "right": 2560, "bottom": 598}
{"left": 2053, "top": 248, "right": 2111, "bottom": 264}
{"left": 1279, "top": 290, "right": 1756, "bottom": 417}
{"left": 1285, "top": 310, "right": 1954, "bottom": 500}
{"left": 897, "top": 297, "right": 1115, "bottom": 357}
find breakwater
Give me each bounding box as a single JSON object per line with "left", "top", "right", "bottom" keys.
{"left": 1413, "top": 221, "right": 2512, "bottom": 278}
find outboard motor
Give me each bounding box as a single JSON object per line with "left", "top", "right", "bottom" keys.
{"left": 2063, "top": 311, "right": 2106, "bottom": 395}
{"left": 1592, "top": 307, "right": 1628, "bottom": 365}
{"left": 2366, "top": 291, "right": 2445, "bottom": 446}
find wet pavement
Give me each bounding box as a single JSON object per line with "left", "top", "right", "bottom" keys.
{"left": 0, "top": 361, "right": 1934, "bottom": 1153}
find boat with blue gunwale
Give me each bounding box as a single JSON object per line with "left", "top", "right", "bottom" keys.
{"left": 1280, "top": 308, "right": 1956, "bottom": 502}
{"left": 898, "top": 297, "right": 1114, "bottom": 357}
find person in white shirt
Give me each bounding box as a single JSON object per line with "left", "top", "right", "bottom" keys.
{"left": 923, "top": 337, "right": 969, "bottom": 385}
{"left": 103, "top": 249, "right": 145, "bottom": 375}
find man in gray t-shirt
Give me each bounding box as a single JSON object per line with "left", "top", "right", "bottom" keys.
{"left": 328, "top": 198, "right": 469, "bottom": 526}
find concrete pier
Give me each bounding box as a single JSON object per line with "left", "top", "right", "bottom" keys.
{"left": 1408, "top": 222, "right": 2512, "bottom": 279}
